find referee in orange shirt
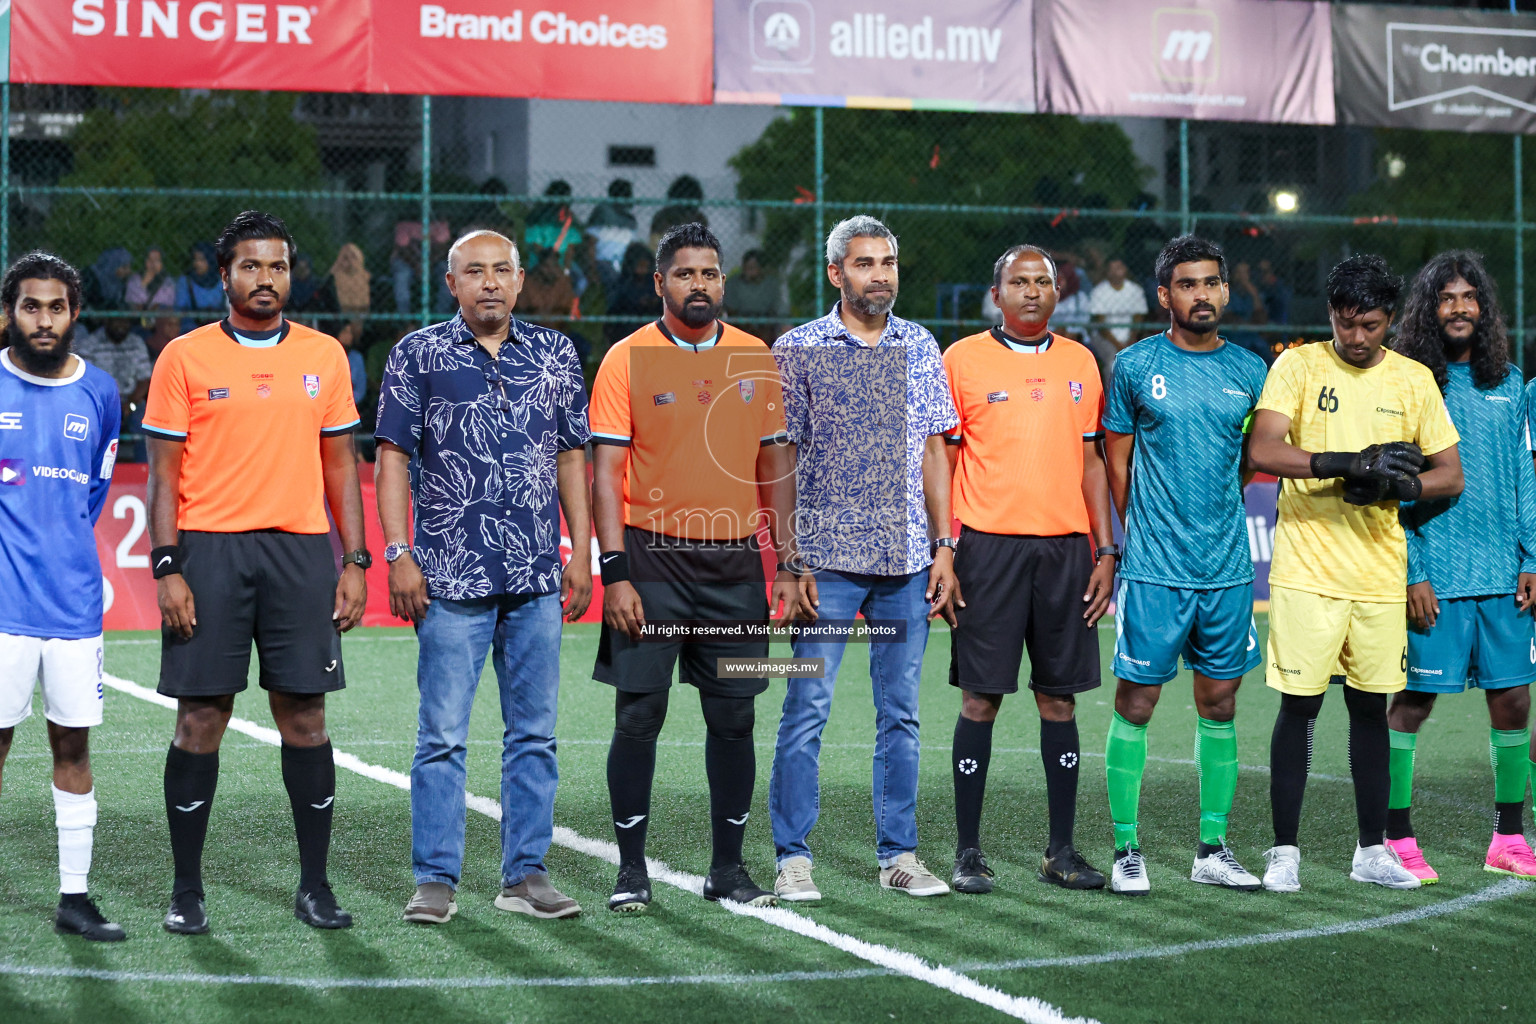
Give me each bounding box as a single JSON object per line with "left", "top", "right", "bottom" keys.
{"left": 143, "top": 211, "right": 368, "bottom": 934}
{"left": 943, "top": 245, "right": 1117, "bottom": 894}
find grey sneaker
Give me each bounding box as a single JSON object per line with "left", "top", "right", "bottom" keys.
{"left": 879, "top": 852, "right": 950, "bottom": 897}
{"left": 403, "top": 882, "right": 457, "bottom": 924}
{"left": 774, "top": 855, "right": 822, "bottom": 902}
{"left": 495, "top": 872, "right": 582, "bottom": 919}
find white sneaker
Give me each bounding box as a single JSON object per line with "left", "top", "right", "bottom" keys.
{"left": 774, "top": 856, "right": 821, "bottom": 902}
{"left": 879, "top": 852, "right": 951, "bottom": 897}
{"left": 1110, "top": 847, "right": 1150, "bottom": 895}
{"left": 1191, "top": 844, "right": 1262, "bottom": 891}
{"left": 1262, "top": 845, "right": 1301, "bottom": 893}
{"left": 1350, "top": 844, "right": 1423, "bottom": 890}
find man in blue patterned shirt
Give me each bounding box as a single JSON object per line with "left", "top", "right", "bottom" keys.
{"left": 1388, "top": 251, "right": 1536, "bottom": 883}
{"left": 375, "top": 230, "right": 593, "bottom": 923}
{"left": 769, "top": 216, "right": 961, "bottom": 901}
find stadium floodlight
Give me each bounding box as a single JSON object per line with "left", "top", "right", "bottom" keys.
{"left": 1271, "top": 190, "right": 1299, "bottom": 214}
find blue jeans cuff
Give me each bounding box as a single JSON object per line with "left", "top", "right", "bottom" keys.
{"left": 877, "top": 850, "right": 916, "bottom": 870}
{"left": 414, "top": 874, "right": 458, "bottom": 890}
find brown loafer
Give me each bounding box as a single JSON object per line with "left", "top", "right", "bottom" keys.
{"left": 495, "top": 872, "right": 581, "bottom": 919}
{"left": 403, "top": 882, "right": 457, "bottom": 924}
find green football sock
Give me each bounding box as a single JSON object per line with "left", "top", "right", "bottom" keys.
{"left": 1388, "top": 729, "right": 1417, "bottom": 810}
{"left": 1491, "top": 728, "right": 1530, "bottom": 805}
{"left": 1105, "top": 712, "right": 1147, "bottom": 851}
{"left": 1195, "top": 717, "right": 1238, "bottom": 846}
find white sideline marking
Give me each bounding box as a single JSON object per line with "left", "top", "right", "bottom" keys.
{"left": 98, "top": 673, "right": 1093, "bottom": 1024}
{"left": 964, "top": 877, "right": 1533, "bottom": 971}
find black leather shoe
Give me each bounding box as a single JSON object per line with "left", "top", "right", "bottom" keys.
{"left": 1038, "top": 845, "right": 1106, "bottom": 890}
{"left": 703, "top": 864, "right": 777, "bottom": 907}
{"left": 55, "top": 895, "right": 126, "bottom": 942}
{"left": 295, "top": 885, "right": 353, "bottom": 929}
{"left": 163, "top": 890, "right": 209, "bottom": 935}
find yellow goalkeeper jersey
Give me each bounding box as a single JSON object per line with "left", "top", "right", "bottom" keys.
{"left": 1256, "top": 340, "right": 1459, "bottom": 603}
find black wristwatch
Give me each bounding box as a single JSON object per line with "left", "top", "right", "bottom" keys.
{"left": 932, "top": 537, "right": 958, "bottom": 555}
{"left": 1094, "top": 544, "right": 1121, "bottom": 564}
{"left": 341, "top": 549, "right": 373, "bottom": 571}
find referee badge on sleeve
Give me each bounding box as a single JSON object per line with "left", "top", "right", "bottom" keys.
{"left": 303, "top": 374, "right": 320, "bottom": 400}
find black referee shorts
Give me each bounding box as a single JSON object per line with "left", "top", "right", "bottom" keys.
{"left": 593, "top": 527, "right": 770, "bottom": 699}
{"left": 158, "top": 530, "right": 345, "bottom": 699}
{"left": 948, "top": 528, "right": 1101, "bottom": 696}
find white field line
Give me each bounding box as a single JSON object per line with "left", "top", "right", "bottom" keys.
{"left": 99, "top": 673, "right": 1094, "bottom": 1024}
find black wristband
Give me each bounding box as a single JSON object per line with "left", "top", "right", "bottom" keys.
{"left": 776, "top": 560, "right": 809, "bottom": 576}
{"left": 151, "top": 545, "right": 183, "bottom": 579}
{"left": 1390, "top": 475, "right": 1423, "bottom": 501}
{"left": 1310, "top": 451, "right": 1356, "bottom": 479}
{"left": 599, "top": 551, "right": 630, "bottom": 586}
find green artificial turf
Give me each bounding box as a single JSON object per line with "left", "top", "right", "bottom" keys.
{"left": 1, "top": 618, "right": 1532, "bottom": 1024}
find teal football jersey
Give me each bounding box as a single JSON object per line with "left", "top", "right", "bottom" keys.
{"left": 1403, "top": 362, "right": 1536, "bottom": 598}
{"left": 1103, "top": 332, "right": 1269, "bottom": 588}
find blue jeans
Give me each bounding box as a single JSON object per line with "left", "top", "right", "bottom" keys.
{"left": 411, "top": 592, "right": 562, "bottom": 889}
{"left": 769, "top": 569, "right": 931, "bottom": 868}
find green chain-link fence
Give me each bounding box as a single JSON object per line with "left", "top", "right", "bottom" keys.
{"left": 5, "top": 85, "right": 1532, "bottom": 445}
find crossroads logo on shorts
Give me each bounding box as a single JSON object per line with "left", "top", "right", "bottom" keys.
{"left": 986, "top": 390, "right": 1009, "bottom": 404}
{"left": 653, "top": 392, "right": 676, "bottom": 406}
{"left": 304, "top": 374, "right": 321, "bottom": 399}
{"left": 0, "top": 458, "right": 24, "bottom": 485}
{"left": 1069, "top": 381, "right": 1083, "bottom": 404}
{"left": 208, "top": 388, "right": 230, "bottom": 401}
{"left": 738, "top": 379, "right": 755, "bottom": 404}
{"left": 63, "top": 413, "right": 89, "bottom": 441}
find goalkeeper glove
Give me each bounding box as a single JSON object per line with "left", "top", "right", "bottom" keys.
{"left": 1342, "top": 476, "right": 1390, "bottom": 506}
{"left": 1312, "top": 442, "right": 1424, "bottom": 482}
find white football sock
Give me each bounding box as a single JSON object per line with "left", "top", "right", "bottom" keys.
{"left": 53, "top": 785, "right": 96, "bottom": 895}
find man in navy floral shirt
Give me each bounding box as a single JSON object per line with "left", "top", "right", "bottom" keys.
{"left": 769, "top": 216, "right": 961, "bottom": 902}
{"left": 375, "top": 230, "right": 592, "bottom": 924}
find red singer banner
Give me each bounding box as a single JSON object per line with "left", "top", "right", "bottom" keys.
{"left": 367, "top": 0, "right": 713, "bottom": 102}
{"left": 14, "top": 0, "right": 371, "bottom": 92}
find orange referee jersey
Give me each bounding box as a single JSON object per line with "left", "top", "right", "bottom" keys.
{"left": 943, "top": 329, "right": 1103, "bottom": 536}
{"left": 142, "top": 320, "right": 360, "bottom": 534}
{"left": 589, "top": 321, "right": 787, "bottom": 541}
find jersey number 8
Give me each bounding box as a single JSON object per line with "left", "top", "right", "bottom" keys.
{"left": 1317, "top": 387, "right": 1339, "bottom": 413}
{"left": 1151, "top": 375, "right": 1167, "bottom": 400}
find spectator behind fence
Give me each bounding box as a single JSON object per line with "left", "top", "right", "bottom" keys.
{"left": 1259, "top": 258, "right": 1292, "bottom": 327}
{"left": 391, "top": 220, "right": 451, "bottom": 314}
{"left": 1050, "top": 252, "right": 1091, "bottom": 342}
{"left": 1088, "top": 256, "right": 1148, "bottom": 377}
{"left": 126, "top": 247, "right": 176, "bottom": 310}
{"left": 649, "top": 175, "right": 707, "bottom": 243}
{"left": 1224, "top": 261, "right": 1273, "bottom": 363}
{"left": 144, "top": 305, "right": 179, "bottom": 364}
{"left": 322, "top": 243, "right": 372, "bottom": 317}
{"left": 290, "top": 253, "right": 320, "bottom": 313}
{"left": 519, "top": 247, "right": 578, "bottom": 319}
{"left": 74, "top": 316, "right": 150, "bottom": 449}
{"left": 336, "top": 320, "right": 368, "bottom": 408}
{"left": 605, "top": 241, "right": 662, "bottom": 345}
{"left": 727, "top": 249, "right": 784, "bottom": 341}
{"left": 588, "top": 178, "right": 638, "bottom": 286}
{"left": 85, "top": 248, "right": 132, "bottom": 312}
{"left": 526, "top": 180, "right": 583, "bottom": 256}
{"left": 174, "top": 241, "right": 226, "bottom": 332}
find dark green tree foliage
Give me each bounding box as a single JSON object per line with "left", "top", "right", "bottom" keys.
{"left": 730, "top": 108, "right": 1149, "bottom": 321}
{"left": 41, "top": 90, "right": 330, "bottom": 294}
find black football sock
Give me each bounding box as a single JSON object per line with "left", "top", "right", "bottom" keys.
{"left": 1386, "top": 806, "right": 1413, "bottom": 841}
{"left": 609, "top": 690, "right": 667, "bottom": 868}
{"left": 1496, "top": 803, "right": 1524, "bottom": 836}
{"left": 164, "top": 744, "right": 219, "bottom": 897}
{"left": 1270, "top": 693, "right": 1324, "bottom": 848}
{"left": 1345, "top": 687, "right": 1390, "bottom": 848}
{"left": 701, "top": 695, "right": 756, "bottom": 871}
{"left": 281, "top": 742, "right": 336, "bottom": 893}
{"left": 953, "top": 715, "right": 994, "bottom": 853}
{"left": 1040, "top": 717, "right": 1081, "bottom": 856}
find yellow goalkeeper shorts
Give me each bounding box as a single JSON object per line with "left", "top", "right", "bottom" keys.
{"left": 1265, "top": 585, "right": 1406, "bottom": 696}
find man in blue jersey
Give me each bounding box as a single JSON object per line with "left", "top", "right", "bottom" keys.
{"left": 1388, "top": 251, "right": 1536, "bottom": 882}
{"left": 0, "top": 252, "right": 125, "bottom": 940}
{"left": 1101, "top": 235, "right": 1269, "bottom": 895}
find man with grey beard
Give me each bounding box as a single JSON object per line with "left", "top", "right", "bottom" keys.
{"left": 768, "top": 215, "right": 960, "bottom": 902}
